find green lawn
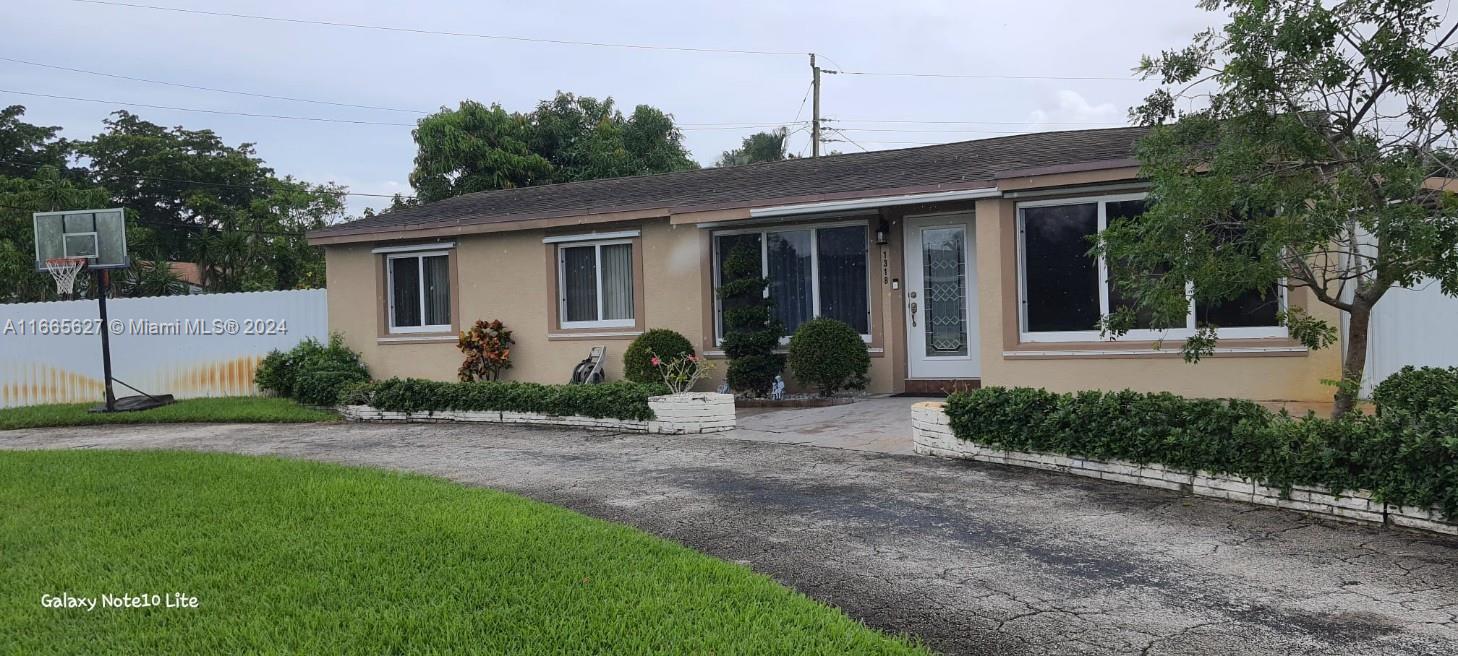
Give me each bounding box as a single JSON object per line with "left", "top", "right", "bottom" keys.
{"left": 0, "top": 450, "right": 925, "bottom": 655}
{"left": 0, "top": 396, "right": 335, "bottom": 430}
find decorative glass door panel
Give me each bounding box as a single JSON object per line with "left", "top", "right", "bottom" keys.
{"left": 904, "top": 214, "right": 979, "bottom": 379}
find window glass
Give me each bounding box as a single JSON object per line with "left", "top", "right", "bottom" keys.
{"left": 1102, "top": 199, "right": 1160, "bottom": 329}
{"left": 390, "top": 256, "right": 421, "bottom": 328}
{"left": 817, "top": 225, "right": 869, "bottom": 334}
{"left": 715, "top": 233, "right": 763, "bottom": 338}
{"left": 1023, "top": 204, "right": 1100, "bottom": 332}
{"left": 562, "top": 246, "right": 598, "bottom": 323}
{"left": 767, "top": 230, "right": 813, "bottom": 334}
{"left": 423, "top": 255, "right": 450, "bottom": 326}
{"left": 601, "top": 244, "right": 634, "bottom": 321}
{"left": 1197, "top": 287, "right": 1280, "bottom": 327}
{"left": 922, "top": 226, "right": 967, "bottom": 356}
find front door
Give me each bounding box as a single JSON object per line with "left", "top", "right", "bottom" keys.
{"left": 904, "top": 213, "right": 980, "bottom": 379}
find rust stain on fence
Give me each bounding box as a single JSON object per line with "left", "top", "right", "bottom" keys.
{"left": 2, "top": 355, "right": 263, "bottom": 407}
{"left": 1, "top": 364, "right": 105, "bottom": 406}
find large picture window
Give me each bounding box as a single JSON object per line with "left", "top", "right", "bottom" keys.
{"left": 713, "top": 222, "right": 870, "bottom": 341}
{"left": 387, "top": 251, "right": 451, "bottom": 333}
{"left": 558, "top": 240, "right": 635, "bottom": 329}
{"left": 1017, "top": 194, "right": 1285, "bottom": 342}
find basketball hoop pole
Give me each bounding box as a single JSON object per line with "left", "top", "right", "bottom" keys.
{"left": 95, "top": 269, "right": 117, "bottom": 412}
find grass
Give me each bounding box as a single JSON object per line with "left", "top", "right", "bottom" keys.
{"left": 0, "top": 450, "right": 925, "bottom": 655}
{"left": 0, "top": 396, "right": 336, "bottom": 430}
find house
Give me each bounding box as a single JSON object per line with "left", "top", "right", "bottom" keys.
{"left": 307, "top": 126, "right": 1343, "bottom": 401}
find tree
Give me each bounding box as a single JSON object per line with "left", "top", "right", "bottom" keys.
{"left": 716, "top": 127, "right": 792, "bottom": 167}
{"left": 0, "top": 105, "right": 74, "bottom": 179}
{"left": 1104, "top": 0, "right": 1458, "bottom": 417}
{"left": 409, "top": 92, "right": 698, "bottom": 203}
{"left": 80, "top": 111, "right": 345, "bottom": 293}
{"left": 410, "top": 101, "right": 552, "bottom": 203}
{"left": 0, "top": 167, "right": 110, "bottom": 302}
{"left": 717, "top": 242, "right": 783, "bottom": 396}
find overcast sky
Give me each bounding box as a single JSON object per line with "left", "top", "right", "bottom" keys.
{"left": 1, "top": 0, "right": 1225, "bottom": 216}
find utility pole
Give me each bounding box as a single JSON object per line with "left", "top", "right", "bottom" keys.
{"left": 810, "top": 53, "right": 821, "bottom": 157}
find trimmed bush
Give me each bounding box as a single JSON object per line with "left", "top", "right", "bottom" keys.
{"left": 1372, "top": 365, "right": 1458, "bottom": 416}
{"left": 718, "top": 240, "right": 783, "bottom": 396}
{"left": 944, "top": 386, "right": 1456, "bottom": 519}
{"left": 786, "top": 318, "right": 870, "bottom": 396}
{"left": 624, "top": 329, "right": 695, "bottom": 384}
{"left": 254, "top": 334, "right": 369, "bottom": 405}
{"left": 345, "top": 378, "right": 670, "bottom": 421}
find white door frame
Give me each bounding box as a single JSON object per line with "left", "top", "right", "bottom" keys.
{"left": 903, "top": 212, "right": 980, "bottom": 379}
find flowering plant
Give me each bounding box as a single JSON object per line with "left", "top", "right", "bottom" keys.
{"left": 649, "top": 349, "right": 715, "bottom": 394}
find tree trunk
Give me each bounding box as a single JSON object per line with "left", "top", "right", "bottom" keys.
{"left": 1333, "top": 300, "right": 1372, "bottom": 418}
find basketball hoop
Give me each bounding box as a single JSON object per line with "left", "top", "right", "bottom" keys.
{"left": 45, "top": 257, "right": 89, "bottom": 298}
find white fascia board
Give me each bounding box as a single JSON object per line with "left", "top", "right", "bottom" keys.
{"left": 747, "top": 188, "right": 1002, "bottom": 219}
{"left": 371, "top": 241, "right": 456, "bottom": 254}
{"left": 542, "top": 230, "right": 641, "bottom": 244}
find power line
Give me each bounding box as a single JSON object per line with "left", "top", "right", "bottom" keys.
{"left": 69, "top": 0, "right": 806, "bottom": 57}
{"left": 822, "top": 68, "right": 1140, "bottom": 82}
{"left": 828, "top": 117, "right": 1126, "bottom": 126}
{"left": 0, "top": 56, "right": 432, "bottom": 114}
{"left": 0, "top": 157, "right": 410, "bottom": 199}
{"left": 826, "top": 125, "right": 1099, "bottom": 135}
{"left": 0, "top": 88, "right": 420, "bottom": 126}
{"left": 1, "top": 87, "right": 804, "bottom": 133}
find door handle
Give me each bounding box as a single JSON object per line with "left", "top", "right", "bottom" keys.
{"left": 909, "top": 301, "right": 918, "bottom": 327}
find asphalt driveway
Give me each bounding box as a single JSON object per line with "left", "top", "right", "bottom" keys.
{"left": 4, "top": 421, "right": 1455, "bottom": 655}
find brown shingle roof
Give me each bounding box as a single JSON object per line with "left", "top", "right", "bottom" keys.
{"left": 311, "top": 126, "right": 1148, "bottom": 240}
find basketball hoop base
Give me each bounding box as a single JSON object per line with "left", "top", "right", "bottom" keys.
{"left": 89, "top": 394, "right": 176, "bottom": 413}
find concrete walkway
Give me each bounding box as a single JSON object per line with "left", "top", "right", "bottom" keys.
{"left": 726, "top": 395, "right": 919, "bottom": 454}
{"left": 4, "top": 421, "right": 1455, "bottom": 655}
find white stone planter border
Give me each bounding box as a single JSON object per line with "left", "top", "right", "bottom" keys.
{"left": 911, "top": 402, "right": 1456, "bottom": 537}
{"left": 340, "top": 392, "right": 734, "bottom": 435}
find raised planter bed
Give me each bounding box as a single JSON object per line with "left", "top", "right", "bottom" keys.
{"left": 911, "top": 402, "right": 1456, "bottom": 537}
{"left": 341, "top": 392, "right": 734, "bottom": 435}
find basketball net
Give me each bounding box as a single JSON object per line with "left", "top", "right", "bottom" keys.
{"left": 45, "top": 257, "right": 89, "bottom": 299}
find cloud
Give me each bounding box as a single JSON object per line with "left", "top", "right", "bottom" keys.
{"left": 1025, "top": 90, "right": 1126, "bottom": 129}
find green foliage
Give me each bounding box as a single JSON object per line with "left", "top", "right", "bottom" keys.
{"left": 348, "top": 378, "right": 670, "bottom": 421}
{"left": 786, "top": 318, "right": 870, "bottom": 397}
{"left": 410, "top": 92, "right": 698, "bottom": 204}
{"left": 716, "top": 127, "right": 793, "bottom": 167}
{"left": 82, "top": 111, "right": 345, "bottom": 292}
{"left": 118, "top": 260, "right": 188, "bottom": 298}
{"left": 457, "top": 319, "right": 515, "bottom": 382}
{"left": 1372, "top": 366, "right": 1458, "bottom": 416}
{"left": 1111, "top": 0, "right": 1458, "bottom": 416}
{"left": 254, "top": 334, "right": 369, "bottom": 405}
{"left": 624, "top": 329, "right": 696, "bottom": 384}
{"left": 717, "top": 242, "right": 783, "bottom": 396}
{"left": 945, "top": 385, "right": 1458, "bottom": 519}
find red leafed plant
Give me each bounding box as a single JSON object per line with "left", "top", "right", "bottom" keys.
{"left": 458, "top": 319, "right": 515, "bottom": 382}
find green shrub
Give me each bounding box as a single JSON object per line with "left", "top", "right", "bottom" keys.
{"left": 944, "top": 386, "right": 1458, "bottom": 519}
{"left": 717, "top": 241, "right": 783, "bottom": 396}
{"left": 786, "top": 318, "right": 869, "bottom": 396}
{"left": 624, "top": 329, "right": 695, "bottom": 384}
{"left": 1372, "top": 365, "right": 1458, "bottom": 416}
{"left": 348, "top": 378, "right": 670, "bottom": 421}
{"left": 253, "top": 334, "right": 369, "bottom": 403}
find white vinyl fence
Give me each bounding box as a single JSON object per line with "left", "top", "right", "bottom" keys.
{"left": 0, "top": 289, "right": 326, "bottom": 408}
{"left": 1363, "top": 280, "right": 1458, "bottom": 396}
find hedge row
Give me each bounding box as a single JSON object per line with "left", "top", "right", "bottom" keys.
{"left": 341, "top": 378, "right": 671, "bottom": 421}
{"left": 944, "top": 367, "right": 1458, "bottom": 519}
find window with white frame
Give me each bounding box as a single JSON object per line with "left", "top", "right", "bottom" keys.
{"left": 387, "top": 251, "right": 451, "bottom": 333}
{"left": 1017, "top": 194, "right": 1285, "bottom": 342}
{"left": 557, "top": 240, "right": 635, "bottom": 329}
{"left": 713, "top": 222, "right": 870, "bottom": 341}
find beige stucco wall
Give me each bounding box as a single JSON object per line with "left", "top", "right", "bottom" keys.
{"left": 325, "top": 217, "right": 902, "bottom": 391}
{"left": 971, "top": 197, "right": 1344, "bottom": 402}
{"left": 325, "top": 192, "right": 1344, "bottom": 402}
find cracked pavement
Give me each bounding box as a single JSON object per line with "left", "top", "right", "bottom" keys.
{"left": 4, "top": 421, "right": 1456, "bottom": 655}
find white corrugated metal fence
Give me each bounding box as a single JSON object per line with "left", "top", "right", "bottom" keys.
{"left": 0, "top": 289, "right": 326, "bottom": 408}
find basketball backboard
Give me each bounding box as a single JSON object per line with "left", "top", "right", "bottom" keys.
{"left": 33, "top": 208, "right": 129, "bottom": 270}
